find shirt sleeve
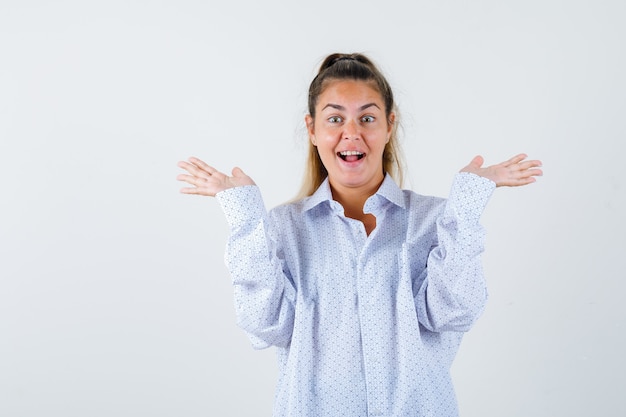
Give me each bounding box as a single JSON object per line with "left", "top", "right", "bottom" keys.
{"left": 216, "top": 185, "right": 296, "bottom": 349}
{"left": 415, "top": 172, "right": 496, "bottom": 332}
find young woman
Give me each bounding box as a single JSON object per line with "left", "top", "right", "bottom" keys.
{"left": 177, "top": 53, "right": 542, "bottom": 417}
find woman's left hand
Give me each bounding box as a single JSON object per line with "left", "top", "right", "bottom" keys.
{"left": 460, "top": 153, "right": 543, "bottom": 187}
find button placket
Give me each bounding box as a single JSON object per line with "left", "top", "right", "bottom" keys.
{"left": 356, "top": 243, "right": 388, "bottom": 416}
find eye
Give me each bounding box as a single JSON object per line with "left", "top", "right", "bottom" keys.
{"left": 328, "top": 116, "right": 343, "bottom": 123}
{"left": 361, "top": 115, "right": 375, "bottom": 123}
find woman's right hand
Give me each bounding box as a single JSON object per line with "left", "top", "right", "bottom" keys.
{"left": 177, "top": 157, "right": 255, "bottom": 197}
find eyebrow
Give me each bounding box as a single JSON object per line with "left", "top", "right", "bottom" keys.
{"left": 321, "top": 103, "right": 381, "bottom": 112}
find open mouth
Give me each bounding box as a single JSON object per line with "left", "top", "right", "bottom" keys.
{"left": 338, "top": 150, "right": 365, "bottom": 162}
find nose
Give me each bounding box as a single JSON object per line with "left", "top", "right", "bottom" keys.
{"left": 343, "top": 119, "right": 360, "bottom": 140}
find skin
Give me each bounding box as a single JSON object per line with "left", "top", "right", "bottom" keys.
{"left": 177, "top": 80, "right": 543, "bottom": 234}
{"left": 304, "top": 80, "right": 394, "bottom": 234}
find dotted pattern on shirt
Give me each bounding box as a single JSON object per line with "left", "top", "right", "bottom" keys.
{"left": 216, "top": 173, "right": 496, "bottom": 417}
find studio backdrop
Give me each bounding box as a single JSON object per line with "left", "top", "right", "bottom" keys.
{"left": 1, "top": 1, "right": 624, "bottom": 416}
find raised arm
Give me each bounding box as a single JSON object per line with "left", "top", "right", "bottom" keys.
{"left": 177, "top": 156, "right": 255, "bottom": 196}
{"left": 177, "top": 156, "right": 295, "bottom": 349}
{"left": 415, "top": 153, "right": 542, "bottom": 332}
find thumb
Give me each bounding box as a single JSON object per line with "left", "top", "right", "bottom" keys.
{"left": 468, "top": 155, "right": 484, "bottom": 169}
{"left": 231, "top": 167, "right": 246, "bottom": 177}
{"left": 231, "top": 167, "right": 256, "bottom": 186}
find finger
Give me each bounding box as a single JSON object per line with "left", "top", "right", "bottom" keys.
{"left": 177, "top": 160, "right": 193, "bottom": 173}
{"left": 176, "top": 173, "right": 196, "bottom": 184}
{"left": 519, "top": 167, "right": 543, "bottom": 178}
{"left": 516, "top": 159, "right": 543, "bottom": 171}
{"left": 188, "top": 157, "right": 218, "bottom": 175}
{"left": 178, "top": 159, "right": 215, "bottom": 177}
{"left": 512, "top": 157, "right": 542, "bottom": 172}
{"left": 510, "top": 168, "right": 543, "bottom": 184}
{"left": 468, "top": 155, "right": 484, "bottom": 169}
{"left": 503, "top": 153, "right": 528, "bottom": 167}
{"left": 515, "top": 176, "right": 537, "bottom": 185}
{"left": 177, "top": 160, "right": 200, "bottom": 173}
{"left": 177, "top": 174, "right": 216, "bottom": 190}
{"left": 498, "top": 176, "right": 537, "bottom": 187}
{"left": 179, "top": 160, "right": 212, "bottom": 179}
{"left": 232, "top": 166, "right": 246, "bottom": 177}
{"left": 176, "top": 172, "right": 206, "bottom": 184}
{"left": 177, "top": 173, "right": 209, "bottom": 187}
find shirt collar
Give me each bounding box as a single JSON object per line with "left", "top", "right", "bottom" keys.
{"left": 302, "top": 174, "right": 406, "bottom": 212}
{"left": 370, "top": 173, "right": 406, "bottom": 209}
{"left": 302, "top": 177, "right": 334, "bottom": 212}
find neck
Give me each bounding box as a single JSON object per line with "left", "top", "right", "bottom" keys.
{"left": 329, "top": 175, "right": 384, "bottom": 219}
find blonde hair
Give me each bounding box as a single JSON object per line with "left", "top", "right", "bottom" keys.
{"left": 297, "top": 53, "right": 405, "bottom": 198}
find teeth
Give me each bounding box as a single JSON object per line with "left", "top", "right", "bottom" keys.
{"left": 339, "top": 151, "right": 364, "bottom": 156}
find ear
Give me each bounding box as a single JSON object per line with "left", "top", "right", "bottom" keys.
{"left": 386, "top": 112, "right": 395, "bottom": 143}
{"left": 305, "top": 114, "right": 316, "bottom": 146}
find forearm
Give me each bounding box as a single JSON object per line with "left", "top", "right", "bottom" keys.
{"left": 415, "top": 173, "right": 495, "bottom": 332}
{"left": 217, "top": 186, "right": 296, "bottom": 348}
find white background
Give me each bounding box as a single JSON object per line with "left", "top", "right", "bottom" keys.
{"left": 1, "top": 0, "right": 624, "bottom": 416}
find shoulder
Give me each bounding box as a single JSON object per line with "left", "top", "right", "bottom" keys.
{"left": 401, "top": 188, "right": 446, "bottom": 213}
{"left": 267, "top": 197, "right": 314, "bottom": 228}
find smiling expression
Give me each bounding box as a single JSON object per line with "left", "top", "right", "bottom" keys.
{"left": 306, "top": 79, "right": 394, "bottom": 196}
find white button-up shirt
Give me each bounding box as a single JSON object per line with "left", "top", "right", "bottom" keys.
{"left": 217, "top": 173, "right": 495, "bottom": 417}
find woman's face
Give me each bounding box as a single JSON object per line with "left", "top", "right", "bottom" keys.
{"left": 306, "top": 79, "right": 394, "bottom": 196}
